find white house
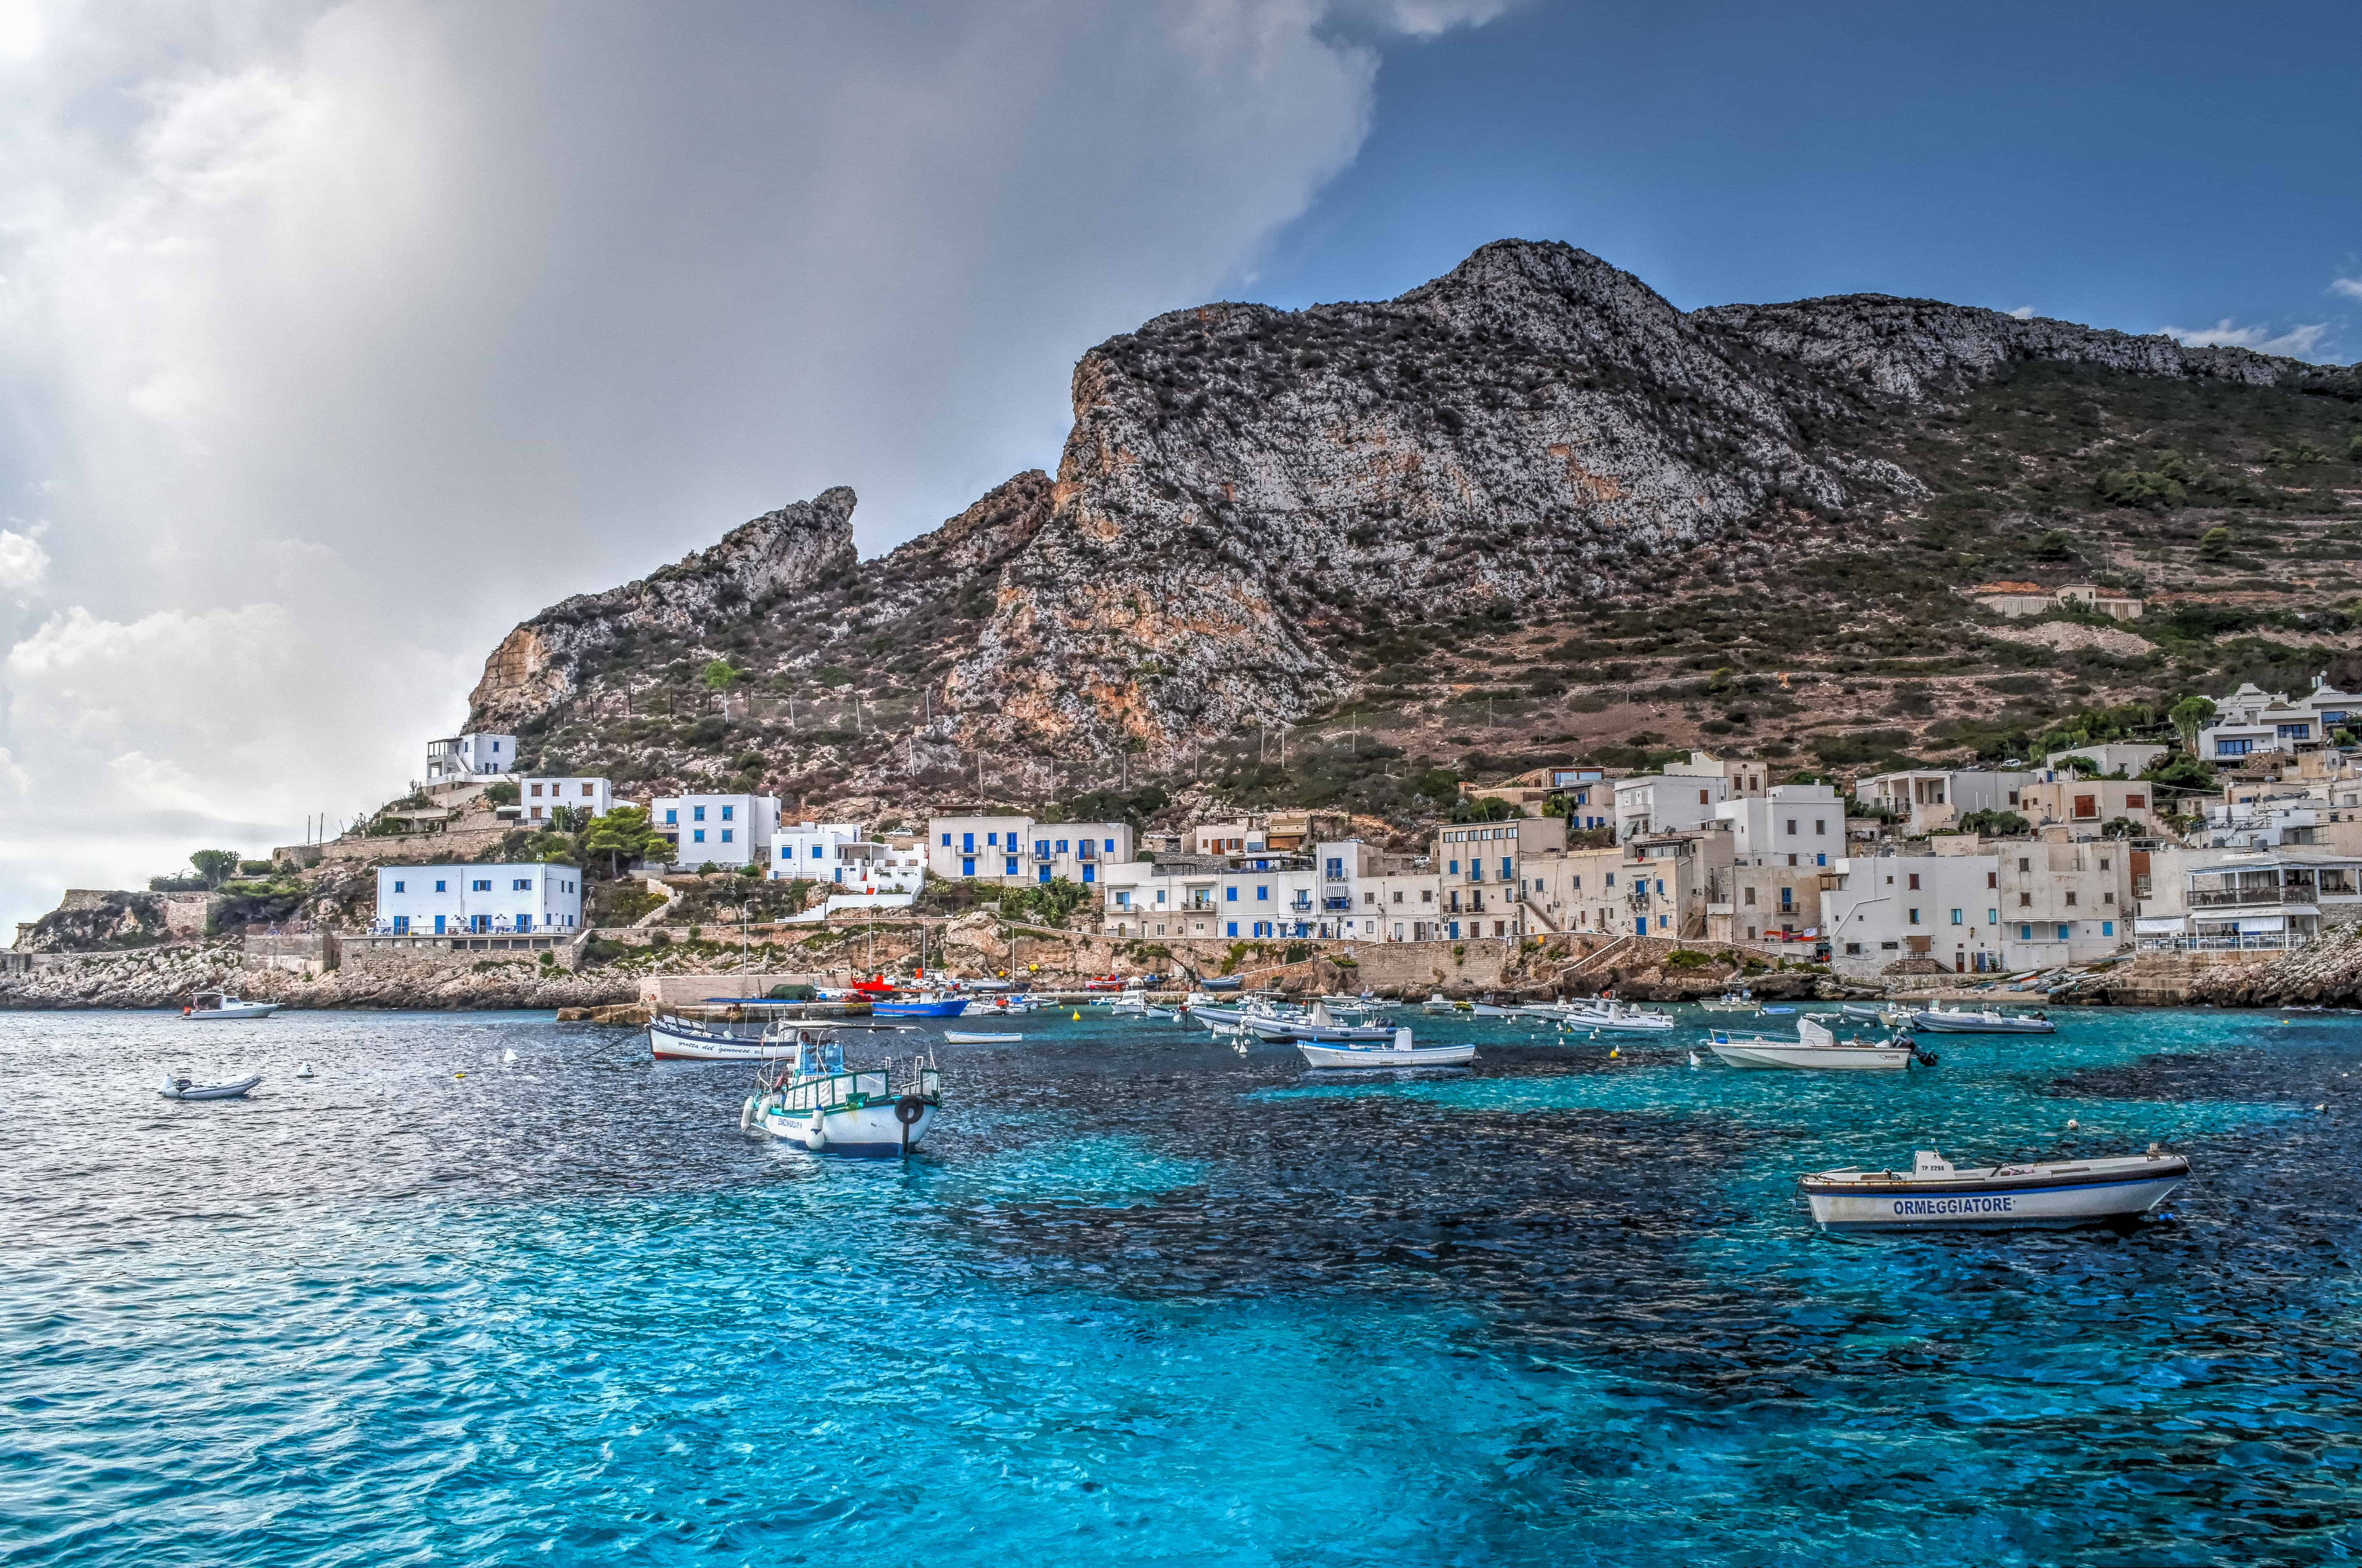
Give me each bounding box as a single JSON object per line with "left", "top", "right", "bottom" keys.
{"left": 653, "top": 792, "right": 780, "bottom": 869}
{"left": 2197, "top": 678, "right": 2358, "bottom": 763}
{"left": 1853, "top": 768, "right": 2035, "bottom": 834}
{"left": 374, "top": 863, "right": 583, "bottom": 935}
{"left": 516, "top": 776, "right": 616, "bottom": 824}
{"left": 2135, "top": 845, "right": 2360, "bottom": 953}
{"left": 770, "top": 821, "right": 925, "bottom": 893}
{"left": 1715, "top": 782, "right": 1844, "bottom": 867}
{"left": 425, "top": 733, "right": 517, "bottom": 783}
{"left": 926, "top": 816, "right": 1133, "bottom": 888}
{"left": 1825, "top": 840, "right": 2131, "bottom": 978}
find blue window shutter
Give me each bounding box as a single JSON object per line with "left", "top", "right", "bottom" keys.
{"left": 962, "top": 857, "right": 974, "bottom": 876}
{"left": 1227, "top": 921, "right": 1238, "bottom": 937}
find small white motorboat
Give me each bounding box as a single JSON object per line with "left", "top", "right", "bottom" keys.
{"left": 1561, "top": 1000, "right": 1678, "bottom": 1034}
{"left": 943, "top": 1031, "right": 1021, "bottom": 1044}
{"left": 1799, "top": 1146, "right": 2189, "bottom": 1231}
{"left": 741, "top": 1034, "right": 942, "bottom": 1157}
{"left": 1421, "top": 991, "right": 1460, "bottom": 1014}
{"left": 161, "top": 1072, "right": 262, "bottom": 1101}
{"left": 1909, "top": 1004, "right": 2056, "bottom": 1035}
{"left": 1298, "top": 1026, "right": 1475, "bottom": 1070}
{"left": 651, "top": 1012, "right": 910, "bottom": 1062}
{"left": 179, "top": 992, "right": 282, "bottom": 1020}
{"left": 1705, "top": 1016, "right": 1923, "bottom": 1072}
{"left": 1700, "top": 991, "right": 1757, "bottom": 1012}
{"left": 1247, "top": 1000, "right": 1398, "bottom": 1045}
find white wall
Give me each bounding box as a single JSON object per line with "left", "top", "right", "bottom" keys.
{"left": 653, "top": 793, "right": 779, "bottom": 867}
{"left": 519, "top": 776, "right": 615, "bottom": 822}
{"left": 374, "top": 863, "right": 583, "bottom": 934}
{"left": 425, "top": 732, "right": 517, "bottom": 782}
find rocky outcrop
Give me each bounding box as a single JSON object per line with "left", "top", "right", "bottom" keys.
{"left": 2185, "top": 925, "right": 2362, "bottom": 1009}
{"left": 460, "top": 238, "right": 2359, "bottom": 773}
{"left": 469, "top": 487, "right": 860, "bottom": 731}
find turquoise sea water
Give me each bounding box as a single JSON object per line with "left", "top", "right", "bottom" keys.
{"left": 4, "top": 1005, "right": 2360, "bottom": 1566}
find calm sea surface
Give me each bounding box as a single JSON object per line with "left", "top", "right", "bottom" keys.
{"left": 4, "top": 1004, "right": 2359, "bottom": 1566}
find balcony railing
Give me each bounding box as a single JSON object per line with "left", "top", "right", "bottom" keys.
{"left": 1321, "top": 897, "right": 1353, "bottom": 911}
{"left": 2188, "top": 887, "right": 2317, "bottom": 907}
{"left": 2137, "top": 933, "right": 2313, "bottom": 953}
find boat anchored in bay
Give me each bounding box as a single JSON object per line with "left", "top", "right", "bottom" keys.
{"left": 1799, "top": 1145, "right": 2188, "bottom": 1232}
{"left": 741, "top": 1032, "right": 943, "bottom": 1157}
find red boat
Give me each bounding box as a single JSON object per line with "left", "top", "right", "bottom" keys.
{"left": 850, "top": 975, "right": 899, "bottom": 997}
{"left": 1081, "top": 975, "right": 1126, "bottom": 992}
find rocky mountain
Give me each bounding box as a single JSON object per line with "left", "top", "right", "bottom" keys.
{"left": 465, "top": 240, "right": 2362, "bottom": 809}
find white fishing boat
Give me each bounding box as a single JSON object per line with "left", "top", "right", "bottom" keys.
{"left": 741, "top": 1033, "right": 943, "bottom": 1157}
{"left": 1908, "top": 1004, "right": 2056, "bottom": 1035}
{"left": 1799, "top": 1146, "right": 2189, "bottom": 1232}
{"left": 943, "top": 1030, "right": 1022, "bottom": 1044}
{"left": 1561, "top": 1000, "right": 1678, "bottom": 1034}
{"left": 1469, "top": 1001, "right": 1524, "bottom": 1018}
{"left": 179, "top": 992, "right": 282, "bottom": 1020}
{"left": 1699, "top": 991, "right": 1756, "bottom": 1012}
{"left": 649, "top": 1012, "right": 909, "bottom": 1062}
{"left": 1246, "top": 999, "right": 1398, "bottom": 1044}
{"left": 160, "top": 1071, "right": 262, "bottom": 1100}
{"left": 1421, "top": 991, "right": 1460, "bottom": 1013}
{"left": 1705, "top": 1016, "right": 1922, "bottom": 1072}
{"left": 1298, "top": 1026, "right": 1475, "bottom": 1069}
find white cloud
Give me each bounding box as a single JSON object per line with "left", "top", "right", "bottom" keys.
{"left": 2160, "top": 317, "right": 2331, "bottom": 358}
{"left": 0, "top": 1, "right": 1514, "bottom": 928}
{"left": 2006, "top": 305, "right": 2035, "bottom": 320}
{"left": 2332, "top": 276, "right": 2362, "bottom": 302}
{"left": 0, "top": 526, "right": 49, "bottom": 595}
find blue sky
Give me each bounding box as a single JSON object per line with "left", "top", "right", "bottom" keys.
{"left": 1252, "top": 0, "right": 2360, "bottom": 358}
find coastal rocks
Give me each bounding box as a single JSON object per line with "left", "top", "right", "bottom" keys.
{"left": 469, "top": 487, "right": 861, "bottom": 731}
{"left": 2185, "top": 924, "right": 2362, "bottom": 1009}
{"left": 1984, "top": 621, "right": 2153, "bottom": 658}
{"left": 462, "top": 235, "right": 2361, "bottom": 778}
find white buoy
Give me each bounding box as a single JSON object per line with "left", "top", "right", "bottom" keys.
{"left": 2066, "top": 1118, "right": 2079, "bottom": 1131}
{"left": 295, "top": 1061, "right": 315, "bottom": 1079}
{"left": 1688, "top": 1050, "right": 1701, "bottom": 1069}
{"left": 502, "top": 1048, "right": 517, "bottom": 1064}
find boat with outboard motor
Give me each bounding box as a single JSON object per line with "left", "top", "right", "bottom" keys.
{"left": 180, "top": 992, "right": 282, "bottom": 1020}
{"left": 1799, "top": 1145, "right": 2189, "bottom": 1231}
{"left": 1246, "top": 999, "right": 1399, "bottom": 1044}
{"left": 1705, "top": 1016, "right": 1930, "bottom": 1072}
{"left": 1557, "top": 999, "right": 1678, "bottom": 1034}
{"left": 160, "top": 1071, "right": 262, "bottom": 1100}
{"left": 1907, "top": 1003, "right": 2055, "bottom": 1035}
{"left": 872, "top": 993, "right": 970, "bottom": 1018}
{"left": 1298, "top": 1026, "right": 1475, "bottom": 1069}
{"left": 739, "top": 1032, "right": 943, "bottom": 1156}
{"left": 650, "top": 1010, "right": 912, "bottom": 1062}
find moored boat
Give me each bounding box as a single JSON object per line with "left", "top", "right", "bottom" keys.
{"left": 160, "top": 1072, "right": 262, "bottom": 1100}
{"left": 1561, "top": 1000, "right": 1678, "bottom": 1034}
{"left": 1705, "top": 1016, "right": 1923, "bottom": 1072}
{"left": 943, "top": 1031, "right": 1021, "bottom": 1044}
{"left": 650, "top": 1012, "right": 806, "bottom": 1061}
{"left": 1699, "top": 991, "right": 1756, "bottom": 1012}
{"left": 872, "top": 994, "right": 970, "bottom": 1018}
{"left": 741, "top": 1033, "right": 943, "bottom": 1157}
{"left": 180, "top": 992, "right": 282, "bottom": 1020}
{"left": 1800, "top": 1146, "right": 2189, "bottom": 1231}
{"left": 1298, "top": 1026, "right": 1475, "bottom": 1069}
{"left": 1421, "top": 991, "right": 1458, "bottom": 1013}
{"left": 1908, "top": 1004, "right": 2055, "bottom": 1035}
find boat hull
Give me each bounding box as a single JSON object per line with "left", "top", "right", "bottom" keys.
{"left": 872, "top": 999, "right": 970, "bottom": 1018}
{"left": 161, "top": 1074, "right": 262, "bottom": 1100}
{"left": 1909, "top": 1011, "right": 2055, "bottom": 1034}
{"left": 943, "top": 1031, "right": 1021, "bottom": 1044}
{"left": 1297, "top": 1042, "right": 1475, "bottom": 1069}
{"left": 649, "top": 1018, "right": 799, "bottom": 1061}
{"left": 1563, "top": 1013, "right": 1676, "bottom": 1034}
{"left": 1710, "top": 1041, "right": 1911, "bottom": 1071}
{"left": 1247, "top": 1020, "right": 1398, "bottom": 1043}
{"left": 1802, "top": 1162, "right": 2189, "bottom": 1232}
{"left": 183, "top": 1004, "right": 281, "bottom": 1020}
{"left": 752, "top": 1099, "right": 938, "bottom": 1156}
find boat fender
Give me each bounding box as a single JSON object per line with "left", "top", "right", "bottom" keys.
{"left": 895, "top": 1094, "right": 927, "bottom": 1126}
{"left": 741, "top": 1096, "right": 756, "bottom": 1133}
{"left": 808, "top": 1109, "right": 828, "bottom": 1149}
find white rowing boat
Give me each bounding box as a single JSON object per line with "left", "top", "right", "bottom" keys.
{"left": 943, "top": 1031, "right": 1021, "bottom": 1043}
{"left": 1800, "top": 1146, "right": 2189, "bottom": 1231}
{"left": 1297, "top": 1026, "right": 1475, "bottom": 1069}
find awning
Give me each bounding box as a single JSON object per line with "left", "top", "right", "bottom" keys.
{"left": 2236, "top": 915, "right": 2287, "bottom": 933}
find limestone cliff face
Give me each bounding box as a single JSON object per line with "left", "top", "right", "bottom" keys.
{"left": 461, "top": 238, "right": 2356, "bottom": 780}
{"left": 468, "top": 487, "right": 859, "bottom": 731}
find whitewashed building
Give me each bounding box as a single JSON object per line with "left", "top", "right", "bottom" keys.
{"left": 373, "top": 863, "right": 583, "bottom": 935}
{"left": 1611, "top": 753, "right": 1761, "bottom": 841}
{"left": 2197, "top": 678, "right": 2358, "bottom": 763}
{"left": 653, "top": 792, "right": 780, "bottom": 869}
{"left": 2136, "top": 845, "right": 2360, "bottom": 952}
{"left": 770, "top": 821, "right": 925, "bottom": 892}
{"left": 517, "top": 776, "right": 616, "bottom": 824}
{"left": 1853, "top": 768, "right": 2035, "bottom": 834}
{"left": 425, "top": 733, "right": 517, "bottom": 783}
{"left": 1826, "top": 839, "right": 2132, "bottom": 978}
{"left": 926, "top": 816, "right": 1133, "bottom": 888}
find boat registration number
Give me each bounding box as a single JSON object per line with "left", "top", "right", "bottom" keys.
{"left": 1892, "top": 1195, "right": 2014, "bottom": 1216}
